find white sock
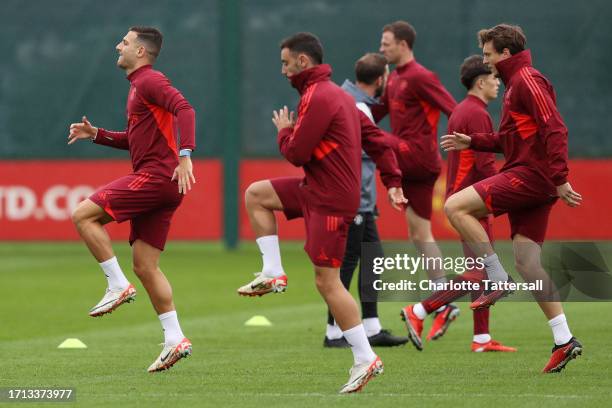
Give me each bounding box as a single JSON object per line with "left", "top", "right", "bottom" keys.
{"left": 159, "top": 311, "right": 185, "bottom": 346}
{"left": 473, "top": 333, "right": 492, "bottom": 344}
{"left": 434, "top": 305, "right": 447, "bottom": 313}
{"left": 256, "top": 235, "right": 285, "bottom": 278}
{"left": 413, "top": 303, "right": 427, "bottom": 320}
{"left": 548, "top": 314, "right": 573, "bottom": 345}
{"left": 99, "top": 256, "right": 129, "bottom": 291}
{"left": 432, "top": 276, "right": 447, "bottom": 285}
{"left": 343, "top": 324, "right": 377, "bottom": 365}
{"left": 362, "top": 318, "right": 382, "bottom": 337}
{"left": 482, "top": 253, "right": 509, "bottom": 282}
{"left": 326, "top": 323, "right": 343, "bottom": 340}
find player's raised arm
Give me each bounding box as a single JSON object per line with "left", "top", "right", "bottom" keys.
{"left": 69, "top": 115, "right": 130, "bottom": 150}
{"left": 275, "top": 91, "right": 332, "bottom": 166}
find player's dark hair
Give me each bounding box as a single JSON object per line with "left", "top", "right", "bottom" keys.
{"left": 129, "top": 26, "right": 163, "bottom": 60}
{"left": 382, "top": 21, "right": 416, "bottom": 49}
{"left": 460, "top": 55, "right": 492, "bottom": 90}
{"left": 280, "top": 32, "right": 323, "bottom": 65}
{"left": 355, "top": 53, "right": 387, "bottom": 85}
{"left": 478, "top": 24, "right": 526, "bottom": 55}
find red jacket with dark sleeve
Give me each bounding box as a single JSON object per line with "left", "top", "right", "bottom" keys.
{"left": 372, "top": 59, "right": 456, "bottom": 174}
{"left": 445, "top": 95, "right": 497, "bottom": 198}
{"left": 470, "top": 50, "right": 569, "bottom": 188}
{"left": 94, "top": 65, "right": 196, "bottom": 179}
{"left": 277, "top": 64, "right": 362, "bottom": 215}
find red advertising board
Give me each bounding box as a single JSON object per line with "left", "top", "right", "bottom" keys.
{"left": 1, "top": 159, "right": 610, "bottom": 241}
{"left": 0, "top": 160, "right": 221, "bottom": 240}
{"left": 239, "top": 159, "right": 612, "bottom": 241}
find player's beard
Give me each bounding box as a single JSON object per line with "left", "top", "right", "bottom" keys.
{"left": 375, "top": 84, "right": 384, "bottom": 98}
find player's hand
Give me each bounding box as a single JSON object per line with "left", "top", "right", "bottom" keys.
{"left": 172, "top": 156, "right": 196, "bottom": 194}
{"left": 440, "top": 132, "right": 471, "bottom": 151}
{"left": 272, "top": 106, "right": 295, "bottom": 131}
{"left": 68, "top": 116, "right": 98, "bottom": 145}
{"left": 556, "top": 182, "right": 582, "bottom": 207}
{"left": 388, "top": 187, "right": 408, "bottom": 211}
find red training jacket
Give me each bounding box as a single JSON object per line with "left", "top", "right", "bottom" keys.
{"left": 372, "top": 59, "right": 457, "bottom": 174}
{"left": 469, "top": 50, "right": 569, "bottom": 188}
{"left": 446, "top": 95, "right": 497, "bottom": 198}
{"left": 94, "top": 65, "right": 196, "bottom": 179}
{"left": 278, "top": 64, "right": 377, "bottom": 215}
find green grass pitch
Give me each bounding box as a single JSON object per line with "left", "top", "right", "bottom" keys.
{"left": 1, "top": 241, "right": 611, "bottom": 407}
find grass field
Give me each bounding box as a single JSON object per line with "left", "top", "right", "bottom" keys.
{"left": 1, "top": 241, "right": 611, "bottom": 407}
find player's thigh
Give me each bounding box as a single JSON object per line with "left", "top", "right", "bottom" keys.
{"left": 245, "top": 179, "right": 283, "bottom": 211}
{"left": 445, "top": 185, "right": 489, "bottom": 219}
{"left": 405, "top": 205, "right": 434, "bottom": 239}
{"left": 314, "top": 265, "right": 342, "bottom": 288}
{"left": 132, "top": 239, "right": 162, "bottom": 271}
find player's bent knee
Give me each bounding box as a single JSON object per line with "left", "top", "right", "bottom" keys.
{"left": 245, "top": 181, "right": 269, "bottom": 206}
{"left": 71, "top": 201, "right": 91, "bottom": 226}
{"left": 444, "top": 195, "right": 462, "bottom": 219}
{"left": 132, "top": 263, "right": 156, "bottom": 280}
{"left": 314, "top": 268, "right": 340, "bottom": 293}
{"left": 71, "top": 199, "right": 106, "bottom": 226}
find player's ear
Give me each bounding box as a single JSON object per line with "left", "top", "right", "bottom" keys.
{"left": 298, "top": 54, "right": 310, "bottom": 69}
{"left": 137, "top": 44, "right": 147, "bottom": 58}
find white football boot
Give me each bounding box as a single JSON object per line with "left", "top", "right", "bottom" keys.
{"left": 339, "top": 356, "right": 384, "bottom": 394}
{"left": 237, "top": 273, "right": 287, "bottom": 297}
{"left": 88, "top": 284, "right": 136, "bottom": 317}
{"left": 147, "top": 338, "right": 192, "bottom": 372}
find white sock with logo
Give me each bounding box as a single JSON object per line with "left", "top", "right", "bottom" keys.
{"left": 257, "top": 235, "right": 285, "bottom": 278}
{"left": 326, "top": 323, "right": 343, "bottom": 340}
{"left": 548, "top": 314, "right": 573, "bottom": 345}
{"left": 99, "top": 256, "right": 129, "bottom": 291}
{"left": 159, "top": 311, "right": 185, "bottom": 346}
{"left": 362, "top": 318, "right": 382, "bottom": 337}
{"left": 343, "top": 324, "right": 377, "bottom": 365}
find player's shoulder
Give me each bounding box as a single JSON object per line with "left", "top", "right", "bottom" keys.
{"left": 513, "top": 66, "right": 552, "bottom": 91}
{"left": 312, "top": 80, "right": 349, "bottom": 103}
{"left": 411, "top": 61, "right": 437, "bottom": 79}
{"left": 136, "top": 68, "right": 171, "bottom": 87}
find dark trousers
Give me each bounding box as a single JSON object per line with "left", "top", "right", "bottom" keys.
{"left": 327, "top": 212, "right": 383, "bottom": 325}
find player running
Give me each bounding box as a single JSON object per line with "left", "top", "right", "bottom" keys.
{"left": 401, "top": 55, "right": 515, "bottom": 353}
{"left": 68, "top": 27, "right": 195, "bottom": 372}
{"left": 373, "top": 21, "right": 461, "bottom": 334}
{"left": 237, "top": 33, "right": 406, "bottom": 393}
{"left": 442, "top": 24, "right": 583, "bottom": 372}
{"left": 324, "top": 53, "right": 409, "bottom": 349}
